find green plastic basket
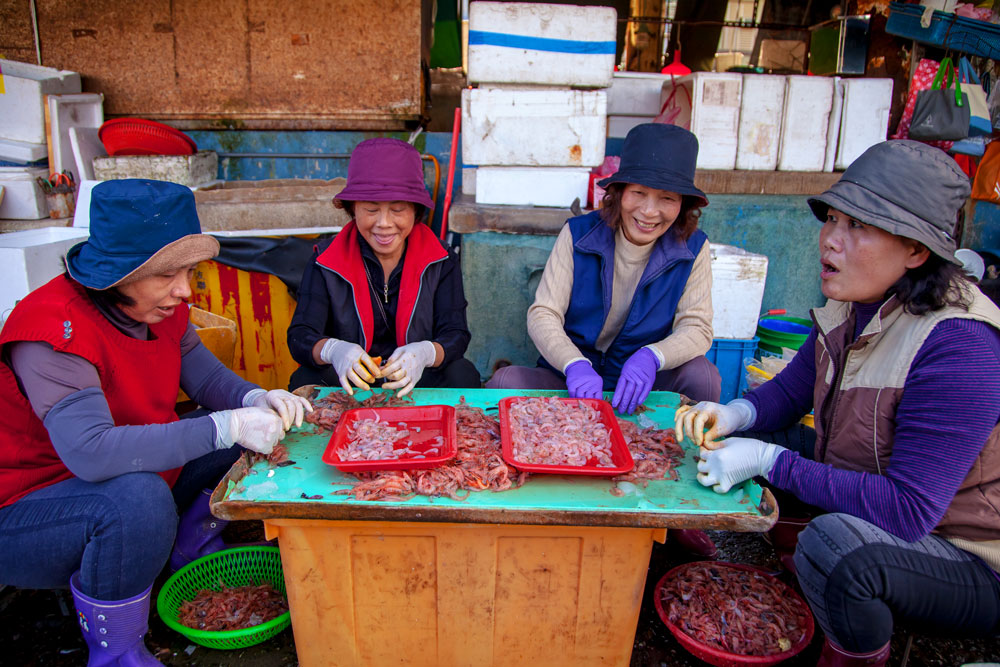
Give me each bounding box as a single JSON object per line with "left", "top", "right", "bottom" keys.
{"left": 156, "top": 546, "right": 290, "bottom": 650}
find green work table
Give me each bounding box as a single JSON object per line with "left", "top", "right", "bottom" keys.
{"left": 212, "top": 388, "right": 776, "bottom": 531}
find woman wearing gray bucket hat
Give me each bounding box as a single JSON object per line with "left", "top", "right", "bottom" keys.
{"left": 0, "top": 179, "right": 312, "bottom": 666}
{"left": 676, "top": 141, "right": 1000, "bottom": 666}
{"left": 488, "top": 123, "right": 720, "bottom": 410}
{"left": 287, "top": 137, "right": 479, "bottom": 396}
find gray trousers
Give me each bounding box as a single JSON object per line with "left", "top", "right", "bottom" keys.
{"left": 794, "top": 512, "right": 1000, "bottom": 652}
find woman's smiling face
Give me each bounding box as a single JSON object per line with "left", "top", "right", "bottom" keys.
{"left": 619, "top": 184, "right": 682, "bottom": 246}
{"left": 353, "top": 200, "right": 416, "bottom": 262}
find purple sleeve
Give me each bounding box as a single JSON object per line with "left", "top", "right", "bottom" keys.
{"left": 180, "top": 339, "right": 259, "bottom": 411}
{"left": 44, "top": 387, "right": 218, "bottom": 482}
{"left": 767, "top": 318, "right": 1000, "bottom": 541}
{"left": 8, "top": 341, "right": 101, "bottom": 421}
{"left": 744, "top": 330, "right": 817, "bottom": 431}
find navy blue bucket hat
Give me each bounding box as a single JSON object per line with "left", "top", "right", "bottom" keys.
{"left": 807, "top": 140, "right": 969, "bottom": 265}
{"left": 597, "top": 123, "right": 708, "bottom": 207}
{"left": 66, "top": 179, "right": 220, "bottom": 289}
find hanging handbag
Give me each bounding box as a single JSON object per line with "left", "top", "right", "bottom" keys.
{"left": 909, "top": 58, "right": 970, "bottom": 141}
{"left": 958, "top": 57, "right": 992, "bottom": 137}
{"left": 972, "top": 140, "right": 1000, "bottom": 203}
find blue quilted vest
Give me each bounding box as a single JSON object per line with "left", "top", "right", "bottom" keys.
{"left": 539, "top": 211, "right": 707, "bottom": 389}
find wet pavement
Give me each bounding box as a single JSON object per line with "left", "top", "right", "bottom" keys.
{"left": 3, "top": 525, "right": 999, "bottom": 666}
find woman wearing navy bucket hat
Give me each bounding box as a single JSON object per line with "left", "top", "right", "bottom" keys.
{"left": 0, "top": 179, "right": 312, "bottom": 666}
{"left": 676, "top": 141, "right": 1000, "bottom": 666}
{"left": 488, "top": 124, "right": 720, "bottom": 410}
{"left": 487, "top": 122, "right": 721, "bottom": 557}
{"left": 287, "top": 137, "right": 479, "bottom": 395}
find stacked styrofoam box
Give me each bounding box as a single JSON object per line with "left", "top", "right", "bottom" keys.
{"left": 464, "top": 2, "right": 614, "bottom": 207}
{"left": 832, "top": 78, "right": 894, "bottom": 170}
{"left": 0, "top": 59, "right": 81, "bottom": 163}
{"left": 0, "top": 166, "right": 49, "bottom": 219}
{"left": 607, "top": 72, "right": 670, "bottom": 138}
{"left": 710, "top": 244, "right": 768, "bottom": 339}
{"left": 659, "top": 73, "right": 743, "bottom": 170}
{"left": 0, "top": 227, "right": 90, "bottom": 324}
{"left": 736, "top": 75, "right": 786, "bottom": 171}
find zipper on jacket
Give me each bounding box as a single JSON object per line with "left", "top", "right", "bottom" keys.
{"left": 383, "top": 282, "right": 388, "bottom": 304}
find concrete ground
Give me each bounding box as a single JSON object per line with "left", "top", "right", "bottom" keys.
{"left": 3, "top": 523, "right": 998, "bottom": 666}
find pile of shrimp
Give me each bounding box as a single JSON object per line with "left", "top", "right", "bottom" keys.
{"left": 177, "top": 582, "right": 288, "bottom": 632}
{"left": 343, "top": 419, "right": 409, "bottom": 460}
{"left": 304, "top": 391, "right": 413, "bottom": 430}
{"left": 508, "top": 397, "right": 614, "bottom": 467}
{"left": 334, "top": 399, "right": 527, "bottom": 501}
{"left": 610, "top": 419, "right": 685, "bottom": 491}
{"left": 660, "top": 563, "right": 810, "bottom": 657}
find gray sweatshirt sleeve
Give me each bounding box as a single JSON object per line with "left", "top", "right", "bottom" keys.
{"left": 179, "top": 337, "right": 260, "bottom": 411}
{"left": 44, "top": 387, "right": 220, "bottom": 482}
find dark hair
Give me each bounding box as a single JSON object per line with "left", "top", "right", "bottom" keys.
{"left": 334, "top": 199, "right": 427, "bottom": 224}
{"left": 60, "top": 266, "right": 136, "bottom": 309}
{"left": 598, "top": 183, "right": 703, "bottom": 241}
{"left": 887, "top": 252, "right": 970, "bottom": 315}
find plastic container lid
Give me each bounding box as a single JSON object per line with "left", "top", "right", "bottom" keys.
{"left": 98, "top": 118, "right": 197, "bottom": 156}
{"left": 653, "top": 561, "right": 815, "bottom": 667}
{"left": 322, "top": 405, "right": 457, "bottom": 472}
{"left": 498, "top": 396, "right": 634, "bottom": 476}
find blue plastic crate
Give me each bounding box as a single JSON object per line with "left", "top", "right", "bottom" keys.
{"left": 886, "top": 2, "right": 1000, "bottom": 61}
{"left": 706, "top": 337, "right": 758, "bottom": 404}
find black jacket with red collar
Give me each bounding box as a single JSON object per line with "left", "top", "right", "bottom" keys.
{"left": 287, "top": 221, "right": 471, "bottom": 368}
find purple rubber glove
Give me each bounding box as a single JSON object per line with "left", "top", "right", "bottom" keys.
{"left": 612, "top": 347, "right": 659, "bottom": 414}
{"left": 564, "top": 360, "right": 604, "bottom": 399}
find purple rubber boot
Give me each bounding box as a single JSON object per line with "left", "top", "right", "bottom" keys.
{"left": 70, "top": 572, "right": 161, "bottom": 666}
{"left": 168, "top": 488, "right": 227, "bottom": 572}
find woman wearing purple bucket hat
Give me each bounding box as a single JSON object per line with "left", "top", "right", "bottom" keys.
{"left": 0, "top": 179, "right": 312, "bottom": 666}
{"left": 287, "top": 138, "right": 479, "bottom": 395}
{"left": 676, "top": 141, "right": 1000, "bottom": 666}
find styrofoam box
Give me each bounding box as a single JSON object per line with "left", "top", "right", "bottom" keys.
{"left": 608, "top": 72, "right": 671, "bottom": 115}
{"left": 660, "top": 73, "right": 743, "bottom": 170}
{"left": 607, "top": 115, "right": 655, "bottom": 139}
{"left": 0, "top": 59, "right": 81, "bottom": 145}
{"left": 475, "top": 167, "right": 590, "bottom": 207}
{"left": 736, "top": 74, "right": 786, "bottom": 171}
{"left": 0, "top": 167, "right": 49, "bottom": 220}
{"left": 710, "top": 243, "right": 769, "bottom": 339}
{"left": 778, "top": 76, "right": 834, "bottom": 172}
{"left": 824, "top": 77, "right": 845, "bottom": 173}
{"left": 0, "top": 227, "right": 90, "bottom": 324}
{"left": 468, "top": 2, "right": 616, "bottom": 88}
{"left": 462, "top": 87, "right": 607, "bottom": 167}
{"left": 835, "top": 78, "right": 892, "bottom": 170}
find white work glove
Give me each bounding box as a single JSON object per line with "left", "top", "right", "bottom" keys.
{"left": 380, "top": 341, "right": 437, "bottom": 398}
{"left": 243, "top": 388, "right": 314, "bottom": 430}
{"left": 696, "top": 437, "right": 786, "bottom": 494}
{"left": 319, "top": 338, "right": 381, "bottom": 395}
{"left": 210, "top": 407, "right": 286, "bottom": 455}
{"left": 674, "top": 399, "right": 756, "bottom": 449}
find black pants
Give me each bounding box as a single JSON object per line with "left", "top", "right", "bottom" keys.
{"left": 740, "top": 423, "right": 1000, "bottom": 652}
{"left": 288, "top": 357, "right": 481, "bottom": 392}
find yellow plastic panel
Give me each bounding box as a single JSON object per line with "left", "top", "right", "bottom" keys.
{"left": 189, "top": 259, "right": 299, "bottom": 390}
{"left": 265, "top": 519, "right": 665, "bottom": 667}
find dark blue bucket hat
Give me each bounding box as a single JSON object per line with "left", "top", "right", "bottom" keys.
{"left": 807, "top": 140, "right": 970, "bottom": 265}
{"left": 597, "top": 123, "right": 708, "bottom": 207}
{"left": 66, "top": 179, "right": 220, "bottom": 289}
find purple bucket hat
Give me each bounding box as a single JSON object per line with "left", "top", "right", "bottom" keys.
{"left": 335, "top": 138, "right": 434, "bottom": 209}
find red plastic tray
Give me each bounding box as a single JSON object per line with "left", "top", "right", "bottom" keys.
{"left": 98, "top": 118, "right": 197, "bottom": 156}
{"left": 653, "top": 561, "right": 815, "bottom": 667}
{"left": 322, "top": 405, "right": 457, "bottom": 472}
{"left": 498, "top": 396, "right": 634, "bottom": 476}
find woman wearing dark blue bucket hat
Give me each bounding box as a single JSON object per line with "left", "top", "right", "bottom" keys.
{"left": 287, "top": 138, "right": 480, "bottom": 395}
{"left": 676, "top": 141, "right": 1000, "bottom": 666}
{"left": 488, "top": 123, "right": 720, "bottom": 408}
{"left": 487, "top": 123, "right": 721, "bottom": 558}
{"left": 0, "top": 179, "right": 312, "bottom": 665}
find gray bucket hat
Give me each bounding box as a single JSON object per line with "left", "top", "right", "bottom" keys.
{"left": 807, "top": 140, "right": 970, "bottom": 265}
